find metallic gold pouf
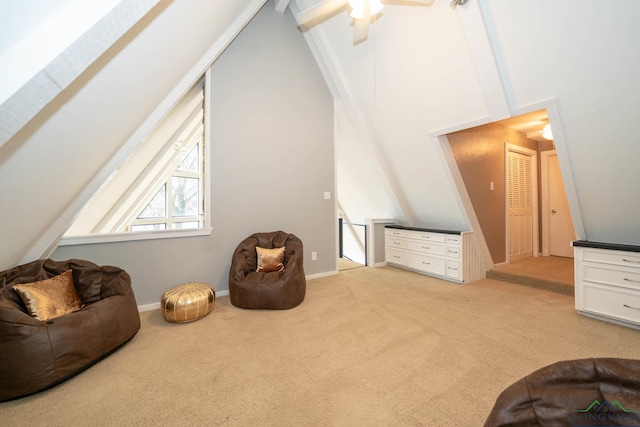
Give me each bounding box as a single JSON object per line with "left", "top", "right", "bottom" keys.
{"left": 161, "top": 282, "right": 215, "bottom": 323}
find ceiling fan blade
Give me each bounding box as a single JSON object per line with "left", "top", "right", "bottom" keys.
{"left": 382, "top": 0, "right": 434, "bottom": 6}
{"left": 297, "top": 0, "right": 349, "bottom": 32}
{"left": 353, "top": 17, "right": 370, "bottom": 45}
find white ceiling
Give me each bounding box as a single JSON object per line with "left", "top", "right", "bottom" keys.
{"left": 496, "top": 109, "right": 551, "bottom": 142}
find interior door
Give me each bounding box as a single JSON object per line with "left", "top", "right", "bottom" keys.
{"left": 506, "top": 149, "right": 534, "bottom": 262}
{"left": 544, "top": 152, "right": 576, "bottom": 257}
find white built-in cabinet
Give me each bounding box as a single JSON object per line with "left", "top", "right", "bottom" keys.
{"left": 385, "top": 225, "right": 484, "bottom": 283}
{"left": 574, "top": 240, "right": 640, "bottom": 329}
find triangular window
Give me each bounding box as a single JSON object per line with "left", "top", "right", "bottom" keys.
{"left": 64, "top": 75, "right": 207, "bottom": 237}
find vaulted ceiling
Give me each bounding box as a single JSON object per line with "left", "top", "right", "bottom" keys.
{"left": 1, "top": 0, "right": 640, "bottom": 273}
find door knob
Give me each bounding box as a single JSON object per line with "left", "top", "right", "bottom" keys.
{"left": 551, "top": 209, "right": 557, "bottom": 214}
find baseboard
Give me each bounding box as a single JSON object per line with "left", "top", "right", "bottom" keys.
{"left": 137, "top": 289, "right": 230, "bottom": 312}
{"left": 306, "top": 270, "right": 339, "bottom": 280}
{"left": 138, "top": 302, "right": 160, "bottom": 312}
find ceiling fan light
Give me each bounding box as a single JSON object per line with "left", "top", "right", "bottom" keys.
{"left": 370, "top": 0, "right": 384, "bottom": 15}
{"left": 348, "top": 0, "right": 364, "bottom": 18}
{"left": 542, "top": 123, "right": 554, "bottom": 140}
{"left": 349, "top": 0, "right": 382, "bottom": 20}
{"left": 349, "top": 7, "right": 364, "bottom": 19}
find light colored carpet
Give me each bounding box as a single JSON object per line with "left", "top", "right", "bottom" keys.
{"left": 1, "top": 266, "right": 639, "bottom": 426}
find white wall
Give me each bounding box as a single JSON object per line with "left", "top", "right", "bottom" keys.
{"left": 329, "top": 0, "right": 640, "bottom": 246}
{"left": 0, "top": 0, "right": 260, "bottom": 271}
{"left": 52, "top": 3, "right": 335, "bottom": 305}
{"left": 481, "top": 0, "right": 640, "bottom": 245}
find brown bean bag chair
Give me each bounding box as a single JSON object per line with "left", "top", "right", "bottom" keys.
{"left": 0, "top": 258, "right": 140, "bottom": 402}
{"left": 229, "top": 231, "right": 306, "bottom": 310}
{"left": 484, "top": 358, "right": 640, "bottom": 426}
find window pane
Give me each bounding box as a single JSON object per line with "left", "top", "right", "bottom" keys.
{"left": 138, "top": 184, "right": 166, "bottom": 218}
{"left": 178, "top": 143, "right": 199, "bottom": 172}
{"left": 131, "top": 223, "right": 167, "bottom": 232}
{"left": 172, "top": 177, "right": 199, "bottom": 217}
{"left": 174, "top": 221, "right": 199, "bottom": 230}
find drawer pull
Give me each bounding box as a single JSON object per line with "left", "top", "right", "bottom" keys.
{"left": 394, "top": 242, "right": 400, "bottom": 245}
{"left": 393, "top": 255, "right": 401, "bottom": 259}
{"left": 422, "top": 262, "right": 430, "bottom": 265}
{"left": 623, "top": 258, "right": 640, "bottom": 264}
{"left": 423, "top": 246, "right": 430, "bottom": 250}
{"left": 623, "top": 304, "right": 640, "bottom": 311}
{"left": 449, "top": 267, "right": 458, "bottom": 271}
{"left": 624, "top": 278, "right": 640, "bottom": 283}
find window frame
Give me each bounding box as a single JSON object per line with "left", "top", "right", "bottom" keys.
{"left": 58, "top": 70, "right": 212, "bottom": 247}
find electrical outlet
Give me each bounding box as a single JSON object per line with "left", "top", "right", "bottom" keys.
{"left": 311, "top": 251, "right": 317, "bottom": 261}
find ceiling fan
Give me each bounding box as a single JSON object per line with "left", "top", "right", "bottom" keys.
{"left": 297, "top": 0, "right": 468, "bottom": 45}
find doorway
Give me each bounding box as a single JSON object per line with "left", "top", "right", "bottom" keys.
{"left": 541, "top": 151, "right": 576, "bottom": 257}
{"left": 506, "top": 144, "right": 537, "bottom": 263}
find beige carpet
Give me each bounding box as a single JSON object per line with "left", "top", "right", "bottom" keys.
{"left": 2, "top": 266, "right": 639, "bottom": 426}
{"left": 487, "top": 256, "right": 575, "bottom": 295}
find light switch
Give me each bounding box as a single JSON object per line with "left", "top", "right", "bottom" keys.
{"left": 324, "top": 191, "right": 331, "bottom": 200}
{"left": 490, "top": 181, "right": 494, "bottom": 191}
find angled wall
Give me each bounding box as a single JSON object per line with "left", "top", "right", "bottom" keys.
{"left": 53, "top": 3, "right": 335, "bottom": 305}
{"left": 0, "top": 0, "right": 263, "bottom": 271}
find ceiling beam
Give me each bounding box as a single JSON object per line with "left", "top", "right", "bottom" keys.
{"left": 0, "top": 0, "right": 161, "bottom": 149}
{"left": 275, "top": 0, "right": 291, "bottom": 12}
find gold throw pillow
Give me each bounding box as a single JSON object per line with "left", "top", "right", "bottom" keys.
{"left": 256, "top": 246, "right": 285, "bottom": 273}
{"left": 13, "top": 269, "right": 83, "bottom": 321}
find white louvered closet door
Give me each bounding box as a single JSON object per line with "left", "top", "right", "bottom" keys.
{"left": 507, "top": 150, "right": 533, "bottom": 261}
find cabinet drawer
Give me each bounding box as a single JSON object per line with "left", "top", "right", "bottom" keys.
{"left": 408, "top": 231, "right": 446, "bottom": 243}
{"left": 582, "top": 283, "right": 640, "bottom": 326}
{"left": 386, "top": 248, "right": 408, "bottom": 266}
{"left": 582, "top": 249, "right": 640, "bottom": 269}
{"left": 408, "top": 240, "right": 445, "bottom": 256}
{"left": 446, "top": 235, "right": 461, "bottom": 245}
{"left": 387, "top": 237, "right": 407, "bottom": 249}
{"left": 409, "top": 253, "right": 445, "bottom": 275}
{"left": 386, "top": 229, "right": 408, "bottom": 238}
{"left": 446, "top": 260, "right": 461, "bottom": 280}
{"left": 446, "top": 246, "right": 460, "bottom": 259}
{"left": 583, "top": 265, "right": 640, "bottom": 290}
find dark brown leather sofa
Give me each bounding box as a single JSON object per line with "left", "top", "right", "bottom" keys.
{"left": 0, "top": 258, "right": 140, "bottom": 402}
{"left": 229, "top": 231, "right": 306, "bottom": 310}
{"left": 484, "top": 358, "right": 640, "bottom": 426}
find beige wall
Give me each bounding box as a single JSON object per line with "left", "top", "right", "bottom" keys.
{"left": 448, "top": 123, "right": 540, "bottom": 264}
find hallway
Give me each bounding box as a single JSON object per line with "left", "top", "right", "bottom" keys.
{"left": 486, "top": 256, "right": 574, "bottom": 296}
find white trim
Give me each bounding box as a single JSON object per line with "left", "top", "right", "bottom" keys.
{"left": 59, "top": 228, "right": 212, "bottom": 246}
{"left": 540, "top": 150, "right": 554, "bottom": 257}
{"left": 20, "top": 0, "right": 267, "bottom": 264}
{"left": 0, "top": 0, "right": 161, "bottom": 147}
{"left": 455, "top": 0, "right": 510, "bottom": 121}
{"left": 203, "top": 68, "right": 213, "bottom": 229}
{"left": 306, "top": 270, "right": 339, "bottom": 280}
{"left": 138, "top": 302, "right": 161, "bottom": 312}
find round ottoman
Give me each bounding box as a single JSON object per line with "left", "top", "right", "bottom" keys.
{"left": 161, "top": 282, "right": 215, "bottom": 323}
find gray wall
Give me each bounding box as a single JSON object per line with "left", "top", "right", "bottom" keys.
{"left": 53, "top": 4, "right": 335, "bottom": 305}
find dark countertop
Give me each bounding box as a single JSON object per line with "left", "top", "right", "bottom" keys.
{"left": 385, "top": 224, "right": 463, "bottom": 236}
{"left": 572, "top": 240, "right": 640, "bottom": 253}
